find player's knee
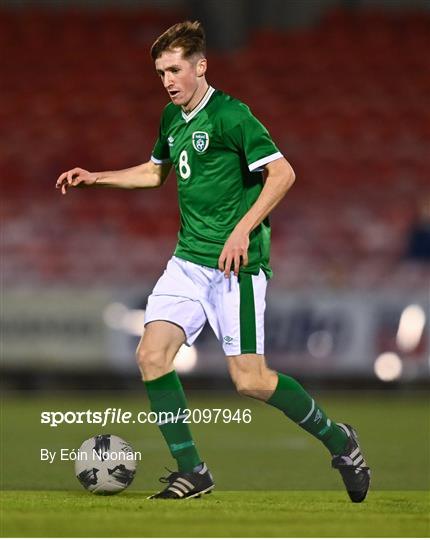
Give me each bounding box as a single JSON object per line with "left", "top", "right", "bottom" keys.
{"left": 135, "top": 345, "right": 152, "bottom": 370}
{"left": 230, "top": 362, "right": 277, "bottom": 400}
{"left": 233, "top": 374, "right": 259, "bottom": 398}
{"left": 135, "top": 346, "right": 171, "bottom": 379}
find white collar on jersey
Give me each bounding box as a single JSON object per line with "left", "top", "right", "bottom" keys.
{"left": 181, "top": 85, "right": 215, "bottom": 123}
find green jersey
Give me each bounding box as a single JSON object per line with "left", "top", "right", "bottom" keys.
{"left": 151, "top": 86, "right": 282, "bottom": 278}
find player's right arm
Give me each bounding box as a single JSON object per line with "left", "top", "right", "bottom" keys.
{"left": 55, "top": 160, "right": 171, "bottom": 195}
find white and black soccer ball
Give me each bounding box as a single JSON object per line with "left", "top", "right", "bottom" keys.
{"left": 74, "top": 434, "right": 137, "bottom": 495}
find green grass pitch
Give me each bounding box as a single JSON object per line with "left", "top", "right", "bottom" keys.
{"left": 1, "top": 391, "right": 429, "bottom": 537}
{"left": 1, "top": 490, "right": 428, "bottom": 537}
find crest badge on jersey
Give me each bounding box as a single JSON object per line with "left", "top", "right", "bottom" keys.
{"left": 192, "top": 131, "right": 209, "bottom": 153}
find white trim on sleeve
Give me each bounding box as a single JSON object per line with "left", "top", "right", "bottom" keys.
{"left": 151, "top": 155, "right": 171, "bottom": 165}
{"left": 248, "top": 151, "right": 283, "bottom": 172}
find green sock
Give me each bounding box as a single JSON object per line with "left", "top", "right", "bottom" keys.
{"left": 266, "top": 373, "right": 348, "bottom": 455}
{"left": 144, "top": 370, "right": 201, "bottom": 472}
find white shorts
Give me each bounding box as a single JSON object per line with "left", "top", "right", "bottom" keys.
{"left": 144, "top": 256, "right": 267, "bottom": 356}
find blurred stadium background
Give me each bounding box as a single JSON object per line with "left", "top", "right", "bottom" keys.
{"left": 1, "top": 0, "right": 428, "bottom": 389}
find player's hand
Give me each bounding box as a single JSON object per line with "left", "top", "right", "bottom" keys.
{"left": 55, "top": 167, "right": 98, "bottom": 195}
{"left": 218, "top": 228, "right": 249, "bottom": 278}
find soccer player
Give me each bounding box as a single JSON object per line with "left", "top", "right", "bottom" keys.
{"left": 56, "top": 21, "right": 370, "bottom": 502}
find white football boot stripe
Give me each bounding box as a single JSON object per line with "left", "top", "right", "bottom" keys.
{"left": 350, "top": 447, "right": 361, "bottom": 459}
{"left": 167, "top": 487, "right": 185, "bottom": 497}
{"left": 174, "top": 477, "right": 194, "bottom": 490}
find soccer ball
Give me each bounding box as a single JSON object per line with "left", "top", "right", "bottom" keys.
{"left": 74, "top": 434, "right": 137, "bottom": 495}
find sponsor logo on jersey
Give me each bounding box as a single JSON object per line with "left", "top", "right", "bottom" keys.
{"left": 168, "top": 136, "right": 175, "bottom": 147}
{"left": 192, "top": 131, "right": 209, "bottom": 153}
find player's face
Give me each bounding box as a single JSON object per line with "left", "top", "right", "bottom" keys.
{"left": 155, "top": 48, "right": 206, "bottom": 109}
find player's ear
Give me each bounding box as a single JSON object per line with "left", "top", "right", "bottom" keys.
{"left": 196, "top": 57, "right": 207, "bottom": 77}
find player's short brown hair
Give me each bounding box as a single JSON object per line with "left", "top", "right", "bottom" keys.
{"left": 150, "top": 20, "right": 206, "bottom": 61}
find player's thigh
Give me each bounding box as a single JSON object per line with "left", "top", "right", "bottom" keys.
{"left": 136, "top": 320, "right": 186, "bottom": 375}
{"left": 138, "top": 320, "right": 186, "bottom": 354}
{"left": 145, "top": 258, "right": 208, "bottom": 346}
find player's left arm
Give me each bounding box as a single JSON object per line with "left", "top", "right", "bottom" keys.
{"left": 218, "top": 157, "right": 295, "bottom": 278}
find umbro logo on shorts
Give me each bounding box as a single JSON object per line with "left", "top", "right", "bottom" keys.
{"left": 168, "top": 136, "right": 175, "bottom": 147}
{"left": 223, "top": 336, "right": 234, "bottom": 344}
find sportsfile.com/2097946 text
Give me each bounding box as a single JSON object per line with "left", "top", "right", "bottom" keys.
{"left": 40, "top": 408, "right": 252, "bottom": 427}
